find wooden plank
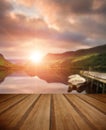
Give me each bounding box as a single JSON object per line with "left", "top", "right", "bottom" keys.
{"left": 0, "top": 95, "right": 17, "bottom": 103}
{"left": 51, "top": 95, "right": 91, "bottom": 130}
{"left": 65, "top": 94, "right": 106, "bottom": 130}
{"left": 0, "top": 94, "right": 105, "bottom": 130}
{"left": 20, "top": 95, "right": 51, "bottom": 130}
{"left": 89, "top": 94, "right": 106, "bottom": 103}
{"left": 98, "top": 94, "right": 106, "bottom": 98}
{"left": 0, "top": 95, "right": 40, "bottom": 130}
{"left": 91, "top": 94, "right": 106, "bottom": 98}
{"left": 0, "top": 95, "right": 27, "bottom": 114}
{"left": 76, "top": 94, "right": 106, "bottom": 114}
{"left": 80, "top": 71, "right": 106, "bottom": 83}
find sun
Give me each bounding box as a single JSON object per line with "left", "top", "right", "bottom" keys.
{"left": 29, "top": 51, "right": 44, "bottom": 63}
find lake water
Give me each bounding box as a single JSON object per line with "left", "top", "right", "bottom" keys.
{"left": 0, "top": 70, "right": 86, "bottom": 94}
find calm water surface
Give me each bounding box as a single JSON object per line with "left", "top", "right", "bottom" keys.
{"left": 0, "top": 70, "right": 86, "bottom": 94}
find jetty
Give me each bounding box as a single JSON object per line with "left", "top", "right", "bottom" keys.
{"left": 80, "top": 71, "right": 106, "bottom": 93}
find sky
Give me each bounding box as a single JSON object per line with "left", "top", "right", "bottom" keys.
{"left": 0, "top": 0, "right": 106, "bottom": 59}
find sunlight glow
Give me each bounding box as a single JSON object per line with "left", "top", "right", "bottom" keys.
{"left": 29, "top": 51, "right": 44, "bottom": 63}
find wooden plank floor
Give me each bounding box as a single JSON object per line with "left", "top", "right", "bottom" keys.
{"left": 0, "top": 94, "right": 106, "bottom": 130}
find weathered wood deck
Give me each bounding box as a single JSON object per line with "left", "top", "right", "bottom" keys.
{"left": 0, "top": 94, "right": 106, "bottom": 130}
{"left": 80, "top": 71, "right": 106, "bottom": 84}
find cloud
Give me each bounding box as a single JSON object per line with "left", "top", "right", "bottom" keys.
{"left": 54, "top": 31, "right": 86, "bottom": 42}
{"left": 0, "top": 0, "right": 106, "bottom": 58}
{"left": 0, "top": 0, "right": 13, "bottom": 20}
{"left": 17, "top": 0, "right": 35, "bottom": 7}
{"left": 28, "top": 0, "right": 105, "bottom": 39}
{"left": 0, "top": 13, "right": 50, "bottom": 41}
{"left": 1, "top": 0, "right": 105, "bottom": 40}
{"left": 0, "top": 3, "right": 87, "bottom": 44}
{"left": 70, "top": 15, "right": 106, "bottom": 38}
{"left": 93, "top": 0, "right": 106, "bottom": 14}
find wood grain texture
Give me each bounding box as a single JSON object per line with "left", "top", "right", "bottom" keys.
{"left": 0, "top": 95, "right": 27, "bottom": 114}
{"left": 0, "top": 94, "right": 105, "bottom": 130}
{"left": 65, "top": 94, "right": 106, "bottom": 130}
{"left": 76, "top": 94, "right": 106, "bottom": 114}
{"left": 51, "top": 95, "right": 91, "bottom": 130}
{"left": 0, "top": 95, "right": 40, "bottom": 130}
{"left": 20, "top": 95, "right": 51, "bottom": 130}
{"left": 0, "top": 95, "right": 17, "bottom": 103}
{"left": 89, "top": 94, "right": 106, "bottom": 103}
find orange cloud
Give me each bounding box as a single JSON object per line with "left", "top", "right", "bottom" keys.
{"left": 0, "top": 0, "right": 106, "bottom": 58}
{"left": 16, "top": 0, "right": 35, "bottom": 7}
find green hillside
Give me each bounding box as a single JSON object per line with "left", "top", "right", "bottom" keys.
{"left": 47, "top": 45, "right": 106, "bottom": 74}
{"left": 0, "top": 54, "right": 12, "bottom": 67}
{"left": 71, "top": 52, "right": 106, "bottom": 72}
{"left": 0, "top": 54, "right": 18, "bottom": 70}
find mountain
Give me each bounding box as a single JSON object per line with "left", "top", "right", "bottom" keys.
{"left": 0, "top": 54, "right": 12, "bottom": 68}
{"left": 45, "top": 44, "right": 106, "bottom": 60}
{"left": 0, "top": 53, "right": 19, "bottom": 70}
{"left": 9, "top": 59, "right": 27, "bottom": 65}
{"left": 44, "top": 44, "right": 106, "bottom": 73}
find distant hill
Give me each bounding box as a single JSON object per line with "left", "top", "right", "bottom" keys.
{"left": 0, "top": 54, "right": 18, "bottom": 70}
{"left": 0, "top": 54, "right": 12, "bottom": 67}
{"left": 45, "top": 44, "right": 106, "bottom": 60}
{"left": 9, "top": 59, "right": 27, "bottom": 65}
{"left": 44, "top": 44, "right": 106, "bottom": 73}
